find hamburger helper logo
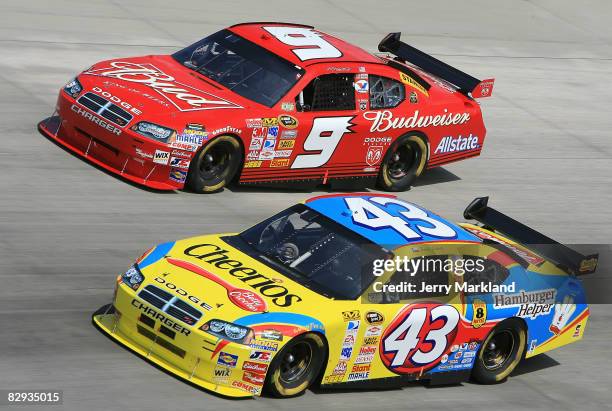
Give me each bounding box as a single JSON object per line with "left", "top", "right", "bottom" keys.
{"left": 85, "top": 61, "right": 241, "bottom": 111}
{"left": 363, "top": 109, "right": 470, "bottom": 132}
{"left": 494, "top": 289, "right": 557, "bottom": 319}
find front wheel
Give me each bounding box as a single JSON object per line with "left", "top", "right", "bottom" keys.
{"left": 471, "top": 318, "right": 527, "bottom": 384}
{"left": 265, "top": 333, "right": 326, "bottom": 398}
{"left": 185, "top": 135, "right": 242, "bottom": 193}
{"left": 377, "top": 134, "right": 427, "bottom": 191}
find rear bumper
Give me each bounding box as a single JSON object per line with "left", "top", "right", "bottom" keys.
{"left": 38, "top": 91, "right": 186, "bottom": 191}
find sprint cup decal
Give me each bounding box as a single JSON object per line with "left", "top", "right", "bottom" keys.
{"left": 84, "top": 62, "right": 242, "bottom": 112}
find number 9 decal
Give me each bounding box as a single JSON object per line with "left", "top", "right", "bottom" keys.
{"left": 381, "top": 303, "right": 459, "bottom": 374}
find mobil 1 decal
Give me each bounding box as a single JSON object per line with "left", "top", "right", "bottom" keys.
{"left": 381, "top": 303, "right": 459, "bottom": 374}
{"left": 291, "top": 116, "right": 354, "bottom": 169}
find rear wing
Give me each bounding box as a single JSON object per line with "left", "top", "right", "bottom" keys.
{"left": 378, "top": 32, "right": 494, "bottom": 98}
{"left": 464, "top": 197, "right": 599, "bottom": 275}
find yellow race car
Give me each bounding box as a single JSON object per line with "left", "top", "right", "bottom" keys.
{"left": 93, "top": 194, "right": 595, "bottom": 398}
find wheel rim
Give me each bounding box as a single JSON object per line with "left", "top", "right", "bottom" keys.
{"left": 386, "top": 141, "right": 419, "bottom": 180}
{"left": 198, "top": 142, "right": 232, "bottom": 181}
{"left": 482, "top": 330, "right": 515, "bottom": 370}
{"left": 279, "top": 341, "right": 312, "bottom": 384}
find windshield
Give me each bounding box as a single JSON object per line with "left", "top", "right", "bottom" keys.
{"left": 172, "top": 29, "right": 303, "bottom": 107}
{"left": 224, "top": 204, "right": 389, "bottom": 300}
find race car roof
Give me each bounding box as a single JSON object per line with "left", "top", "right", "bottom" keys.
{"left": 228, "top": 22, "right": 381, "bottom": 66}
{"left": 304, "top": 193, "right": 480, "bottom": 248}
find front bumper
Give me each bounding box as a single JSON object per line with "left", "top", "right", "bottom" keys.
{"left": 92, "top": 284, "right": 263, "bottom": 398}
{"left": 38, "top": 90, "right": 185, "bottom": 191}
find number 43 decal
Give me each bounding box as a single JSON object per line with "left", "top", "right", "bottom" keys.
{"left": 381, "top": 304, "right": 459, "bottom": 374}
{"left": 345, "top": 196, "right": 458, "bottom": 240}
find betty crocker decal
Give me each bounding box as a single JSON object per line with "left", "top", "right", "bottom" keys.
{"left": 84, "top": 62, "right": 242, "bottom": 111}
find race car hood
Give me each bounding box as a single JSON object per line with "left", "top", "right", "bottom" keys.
{"left": 78, "top": 55, "right": 252, "bottom": 122}
{"left": 136, "top": 234, "right": 324, "bottom": 323}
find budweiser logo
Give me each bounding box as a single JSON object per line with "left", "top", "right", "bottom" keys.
{"left": 85, "top": 61, "right": 241, "bottom": 112}
{"left": 363, "top": 109, "right": 470, "bottom": 132}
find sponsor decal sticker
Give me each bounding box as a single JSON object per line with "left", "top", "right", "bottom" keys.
{"left": 364, "top": 322, "right": 383, "bottom": 335}
{"left": 176, "top": 133, "right": 205, "bottom": 146}
{"left": 260, "top": 329, "right": 283, "bottom": 341}
{"left": 494, "top": 289, "right": 556, "bottom": 319}
{"left": 363, "top": 136, "right": 392, "bottom": 145}
{"left": 249, "top": 340, "right": 279, "bottom": 352}
{"left": 274, "top": 150, "right": 293, "bottom": 158}
{"left": 249, "top": 137, "right": 263, "bottom": 151}
{"left": 209, "top": 126, "right": 242, "bottom": 135}
{"left": 259, "top": 139, "right": 276, "bottom": 160}
{"left": 278, "top": 114, "right": 298, "bottom": 129}
{"left": 243, "top": 371, "right": 265, "bottom": 385}
{"left": 366, "top": 146, "right": 383, "bottom": 166}
{"left": 342, "top": 311, "right": 360, "bottom": 321}
{"left": 354, "top": 345, "right": 376, "bottom": 364}
{"left": 339, "top": 346, "right": 353, "bottom": 360}
{"left": 169, "top": 168, "right": 187, "bottom": 183}
{"left": 281, "top": 102, "right": 295, "bottom": 111}
{"left": 183, "top": 243, "right": 303, "bottom": 307}
{"left": 169, "top": 141, "right": 198, "bottom": 152}
{"left": 281, "top": 129, "right": 298, "bottom": 139}
{"left": 266, "top": 126, "right": 279, "bottom": 139}
{"left": 153, "top": 150, "right": 170, "bottom": 165}
{"left": 363, "top": 336, "right": 379, "bottom": 345}
{"left": 355, "top": 79, "right": 369, "bottom": 93}
{"left": 363, "top": 109, "right": 469, "bottom": 132}
{"left": 217, "top": 352, "right": 238, "bottom": 368}
{"left": 85, "top": 62, "right": 242, "bottom": 111}
{"left": 434, "top": 134, "right": 479, "bottom": 154}
{"left": 332, "top": 361, "right": 348, "bottom": 375}
{"left": 409, "top": 91, "right": 418, "bottom": 104}
{"left": 231, "top": 380, "right": 261, "bottom": 395}
{"left": 169, "top": 157, "right": 190, "bottom": 170}
{"left": 246, "top": 118, "right": 263, "bottom": 128}
{"left": 249, "top": 351, "right": 272, "bottom": 362}
{"left": 278, "top": 139, "right": 295, "bottom": 149}
{"left": 135, "top": 148, "right": 153, "bottom": 159}
{"left": 242, "top": 361, "right": 269, "bottom": 374}
{"left": 365, "top": 311, "right": 384, "bottom": 325}
{"left": 262, "top": 117, "right": 278, "bottom": 126}
{"left": 398, "top": 72, "right": 429, "bottom": 96}
{"left": 471, "top": 299, "right": 487, "bottom": 328}
{"left": 244, "top": 160, "right": 263, "bottom": 168}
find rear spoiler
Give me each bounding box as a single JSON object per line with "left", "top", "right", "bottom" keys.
{"left": 464, "top": 197, "right": 599, "bottom": 275}
{"left": 378, "top": 32, "right": 494, "bottom": 98}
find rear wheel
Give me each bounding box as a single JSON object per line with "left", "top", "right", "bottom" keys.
{"left": 265, "top": 333, "right": 326, "bottom": 398}
{"left": 186, "top": 135, "right": 242, "bottom": 193}
{"left": 377, "top": 134, "right": 427, "bottom": 191}
{"left": 471, "top": 318, "right": 527, "bottom": 384}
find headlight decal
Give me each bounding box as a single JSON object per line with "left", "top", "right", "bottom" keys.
{"left": 132, "top": 122, "right": 175, "bottom": 143}
{"left": 121, "top": 265, "right": 144, "bottom": 290}
{"left": 201, "top": 319, "right": 254, "bottom": 345}
{"left": 63, "top": 77, "right": 83, "bottom": 98}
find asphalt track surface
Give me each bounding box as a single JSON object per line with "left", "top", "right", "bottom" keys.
{"left": 1, "top": 1, "right": 612, "bottom": 410}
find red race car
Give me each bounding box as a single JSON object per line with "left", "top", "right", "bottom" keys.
{"left": 39, "top": 22, "right": 494, "bottom": 193}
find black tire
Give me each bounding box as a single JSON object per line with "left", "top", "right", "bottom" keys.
{"left": 186, "top": 135, "right": 242, "bottom": 193}
{"left": 265, "top": 333, "right": 326, "bottom": 398}
{"left": 377, "top": 134, "right": 427, "bottom": 191}
{"left": 471, "top": 318, "right": 527, "bottom": 384}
